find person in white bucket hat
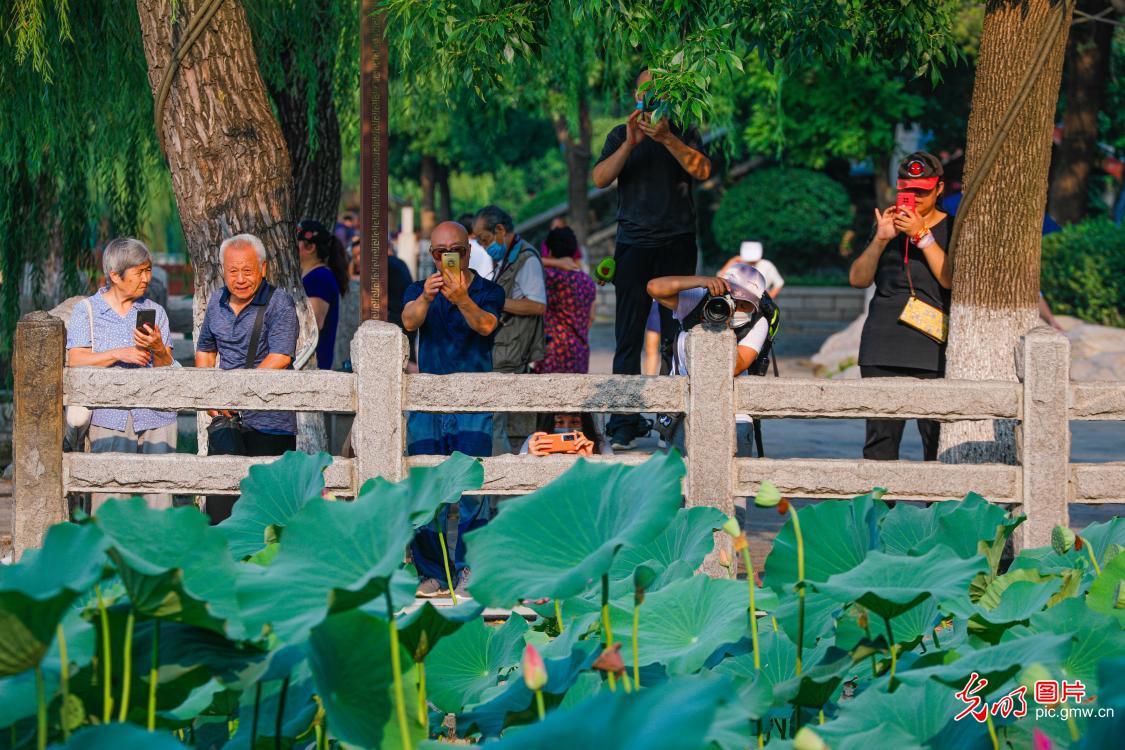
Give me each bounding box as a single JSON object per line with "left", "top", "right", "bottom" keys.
{"left": 720, "top": 240, "right": 784, "bottom": 298}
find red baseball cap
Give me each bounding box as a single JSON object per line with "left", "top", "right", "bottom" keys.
{"left": 896, "top": 151, "right": 943, "bottom": 190}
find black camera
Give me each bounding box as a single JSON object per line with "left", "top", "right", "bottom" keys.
{"left": 701, "top": 293, "right": 736, "bottom": 326}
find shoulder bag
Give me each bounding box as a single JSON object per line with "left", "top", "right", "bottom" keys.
{"left": 206, "top": 287, "right": 274, "bottom": 455}
{"left": 898, "top": 237, "right": 949, "bottom": 343}
{"left": 65, "top": 299, "right": 96, "bottom": 429}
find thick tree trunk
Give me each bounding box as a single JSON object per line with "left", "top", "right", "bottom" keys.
{"left": 1048, "top": 0, "right": 1113, "bottom": 224}
{"left": 420, "top": 154, "right": 437, "bottom": 239}
{"left": 940, "top": 0, "right": 1073, "bottom": 464}
{"left": 135, "top": 0, "right": 322, "bottom": 449}
{"left": 554, "top": 93, "right": 593, "bottom": 243}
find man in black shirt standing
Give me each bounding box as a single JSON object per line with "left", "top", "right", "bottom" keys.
{"left": 593, "top": 69, "right": 711, "bottom": 448}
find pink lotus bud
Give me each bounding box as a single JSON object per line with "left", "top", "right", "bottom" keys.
{"left": 521, "top": 644, "right": 547, "bottom": 691}
{"left": 718, "top": 548, "right": 732, "bottom": 568}
{"left": 593, "top": 643, "right": 625, "bottom": 675}
{"left": 1033, "top": 728, "right": 1053, "bottom": 750}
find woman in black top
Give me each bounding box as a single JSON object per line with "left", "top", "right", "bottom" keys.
{"left": 849, "top": 152, "right": 952, "bottom": 461}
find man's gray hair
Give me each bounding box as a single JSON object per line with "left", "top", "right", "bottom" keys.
{"left": 220, "top": 233, "right": 268, "bottom": 270}
{"left": 102, "top": 237, "right": 153, "bottom": 282}
{"left": 476, "top": 205, "right": 514, "bottom": 232}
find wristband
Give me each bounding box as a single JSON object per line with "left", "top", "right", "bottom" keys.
{"left": 912, "top": 227, "right": 931, "bottom": 245}
{"left": 916, "top": 231, "right": 936, "bottom": 250}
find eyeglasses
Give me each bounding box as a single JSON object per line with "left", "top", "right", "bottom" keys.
{"left": 430, "top": 245, "right": 469, "bottom": 255}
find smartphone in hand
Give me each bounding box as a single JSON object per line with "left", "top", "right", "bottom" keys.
{"left": 896, "top": 192, "right": 916, "bottom": 214}
{"left": 135, "top": 309, "right": 156, "bottom": 333}
{"left": 441, "top": 251, "right": 461, "bottom": 277}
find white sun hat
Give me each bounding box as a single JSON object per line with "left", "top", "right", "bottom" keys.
{"left": 718, "top": 262, "right": 767, "bottom": 310}
{"left": 739, "top": 241, "right": 764, "bottom": 262}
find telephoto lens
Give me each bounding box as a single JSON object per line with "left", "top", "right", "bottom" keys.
{"left": 702, "top": 293, "right": 736, "bottom": 326}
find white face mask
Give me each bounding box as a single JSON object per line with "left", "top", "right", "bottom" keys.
{"left": 731, "top": 311, "right": 753, "bottom": 328}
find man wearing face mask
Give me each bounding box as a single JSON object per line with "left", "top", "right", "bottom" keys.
{"left": 471, "top": 204, "right": 547, "bottom": 454}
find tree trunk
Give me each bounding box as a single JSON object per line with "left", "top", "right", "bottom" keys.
{"left": 134, "top": 0, "right": 322, "bottom": 449}
{"left": 872, "top": 152, "right": 893, "bottom": 210}
{"left": 438, "top": 163, "right": 453, "bottom": 221}
{"left": 939, "top": 0, "right": 1073, "bottom": 464}
{"left": 554, "top": 93, "right": 593, "bottom": 243}
{"left": 420, "top": 155, "right": 437, "bottom": 239}
{"left": 1048, "top": 0, "right": 1113, "bottom": 224}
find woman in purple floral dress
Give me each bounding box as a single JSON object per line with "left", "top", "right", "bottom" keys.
{"left": 534, "top": 227, "right": 597, "bottom": 374}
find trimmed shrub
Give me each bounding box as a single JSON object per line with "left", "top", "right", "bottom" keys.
{"left": 711, "top": 167, "right": 853, "bottom": 274}
{"left": 1041, "top": 219, "right": 1125, "bottom": 327}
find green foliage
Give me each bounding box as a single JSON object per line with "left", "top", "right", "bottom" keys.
{"left": 711, "top": 168, "right": 854, "bottom": 274}
{"left": 1040, "top": 219, "right": 1125, "bottom": 327}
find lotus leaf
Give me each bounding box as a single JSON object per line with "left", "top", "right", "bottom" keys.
{"left": 396, "top": 600, "right": 485, "bottom": 662}
{"left": 763, "top": 492, "right": 887, "bottom": 594}
{"left": 1086, "top": 549, "right": 1125, "bottom": 625}
{"left": 833, "top": 598, "right": 940, "bottom": 651}
{"left": 1086, "top": 656, "right": 1125, "bottom": 750}
{"left": 356, "top": 451, "right": 483, "bottom": 526}
{"left": 1078, "top": 517, "right": 1125, "bottom": 563}
{"left": 0, "top": 610, "right": 94, "bottom": 728}
{"left": 463, "top": 451, "right": 685, "bottom": 606}
{"left": 306, "top": 609, "right": 424, "bottom": 750}
{"left": 0, "top": 523, "right": 106, "bottom": 676}
{"left": 95, "top": 500, "right": 244, "bottom": 637}
{"left": 224, "top": 662, "right": 317, "bottom": 749}
{"left": 235, "top": 485, "right": 416, "bottom": 642}
{"left": 611, "top": 506, "right": 725, "bottom": 582}
{"left": 1023, "top": 597, "right": 1125, "bottom": 690}
{"left": 157, "top": 678, "right": 225, "bottom": 723}
{"left": 46, "top": 724, "right": 187, "bottom": 749}
{"left": 893, "top": 632, "right": 1072, "bottom": 693}
{"left": 452, "top": 675, "right": 731, "bottom": 750}
{"left": 814, "top": 545, "right": 988, "bottom": 620}
{"left": 218, "top": 451, "right": 332, "bottom": 558}
{"left": 880, "top": 492, "right": 1018, "bottom": 561}
{"left": 423, "top": 615, "right": 528, "bottom": 713}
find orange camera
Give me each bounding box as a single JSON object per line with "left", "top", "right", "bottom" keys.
{"left": 529, "top": 431, "right": 594, "bottom": 456}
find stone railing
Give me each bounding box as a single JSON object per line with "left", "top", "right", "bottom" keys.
{"left": 11, "top": 314, "right": 1125, "bottom": 570}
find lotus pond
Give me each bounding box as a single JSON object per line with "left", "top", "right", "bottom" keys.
{"left": 1, "top": 450, "right": 1122, "bottom": 749}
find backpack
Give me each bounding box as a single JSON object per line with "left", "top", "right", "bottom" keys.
{"left": 672, "top": 291, "right": 781, "bottom": 377}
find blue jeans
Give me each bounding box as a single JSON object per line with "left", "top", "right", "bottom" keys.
{"left": 406, "top": 412, "right": 493, "bottom": 580}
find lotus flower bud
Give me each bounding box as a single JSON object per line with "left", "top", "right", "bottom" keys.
{"left": 1033, "top": 729, "right": 1053, "bottom": 750}
{"left": 721, "top": 516, "right": 742, "bottom": 537}
{"left": 592, "top": 643, "right": 625, "bottom": 675}
{"left": 753, "top": 480, "right": 781, "bottom": 508}
{"left": 718, "top": 548, "right": 732, "bottom": 569}
{"left": 1051, "top": 525, "right": 1075, "bottom": 555}
{"left": 521, "top": 644, "right": 547, "bottom": 691}
{"left": 793, "top": 727, "right": 830, "bottom": 750}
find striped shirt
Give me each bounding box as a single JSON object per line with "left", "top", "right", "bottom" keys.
{"left": 65, "top": 290, "right": 177, "bottom": 433}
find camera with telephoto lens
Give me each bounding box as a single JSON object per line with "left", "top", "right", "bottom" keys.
{"left": 702, "top": 293, "right": 736, "bottom": 326}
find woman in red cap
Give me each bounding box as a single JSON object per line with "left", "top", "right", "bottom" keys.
{"left": 849, "top": 151, "right": 952, "bottom": 461}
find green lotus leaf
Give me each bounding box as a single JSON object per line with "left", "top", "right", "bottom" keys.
{"left": 795, "top": 724, "right": 926, "bottom": 750}
{"left": 447, "top": 675, "right": 731, "bottom": 750}
{"left": 225, "top": 662, "right": 317, "bottom": 749}
{"left": 0, "top": 609, "right": 95, "bottom": 728}
{"left": 1023, "top": 597, "right": 1125, "bottom": 690}
{"left": 763, "top": 492, "right": 887, "bottom": 595}
{"left": 131, "top": 620, "right": 266, "bottom": 688}
{"left": 880, "top": 492, "right": 1018, "bottom": 562}
{"left": 235, "top": 485, "right": 416, "bottom": 643}
{"left": 306, "top": 609, "right": 424, "bottom": 750}
{"left": 457, "top": 638, "right": 599, "bottom": 737}
{"left": 771, "top": 646, "right": 856, "bottom": 707}
{"left": 714, "top": 629, "right": 830, "bottom": 702}
{"left": 95, "top": 500, "right": 244, "bottom": 638}
{"left": 396, "top": 600, "right": 485, "bottom": 663}
{"left": 1086, "top": 548, "right": 1125, "bottom": 625}
{"left": 705, "top": 675, "right": 774, "bottom": 749}
{"left": 772, "top": 588, "right": 841, "bottom": 646}
{"left": 424, "top": 615, "right": 528, "bottom": 713}
{"left": 464, "top": 451, "right": 685, "bottom": 607}
{"left": 608, "top": 575, "right": 749, "bottom": 675}
{"left": 814, "top": 680, "right": 987, "bottom": 750}
{"left": 1086, "top": 656, "right": 1125, "bottom": 750}
{"left": 156, "top": 678, "right": 225, "bottom": 723}
{"left": 894, "top": 632, "right": 1072, "bottom": 693}
{"left": 611, "top": 506, "right": 726, "bottom": 582}
{"left": 0, "top": 523, "right": 106, "bottom": 676}
{"left": 356, "top": 451, "right": 483, "bottom": 527}
{"left": 1078, "top": 517, "right": 1125, "bottom": 563}
{"left": 218, "top": 451, "right": 332, "bottom": 559}
{"left": 939, "top": 577, "right": 1063, "bottom": 645}
{"left": 813, "top": 545, "right": 988, "bottom": 620}
{"left": 833, "top": 599, "right": 940, "bottom": 651}
{"left": 46, "top": 724, "right": 187, "bottom": 750}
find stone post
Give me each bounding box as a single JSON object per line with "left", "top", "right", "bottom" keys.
{"left": 12, "top": 312, "right": 67, "bottom": 559}
{"left": 684, "top": 326, "right": 736, "bottom": 576}
{"left": 1015, "top": 326, "right": 1070, "bottom": 550}
{"left": 351, "top": 320, "right": 408, "bottom": 487}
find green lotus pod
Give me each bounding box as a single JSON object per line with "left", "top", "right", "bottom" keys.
{"left": 1105, "top": 543, "right": 1123, "bottom": 565}
{"left": 1051, "top": 525, "right": 1076, "bottom": 555}
{"left": 721, "top": 515, "right": 742, "bottom": 537}
{"left": 793, "top": 726, "right": 830, "bottom": 750}
{"left": 753, "top": 480, "right": 782, "bottom": 508}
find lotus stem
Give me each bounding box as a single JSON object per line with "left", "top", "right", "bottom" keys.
{"left": 1066, "top": 714, "right": 1080, "bottom": 741}
{"left": 534, "top": 689, "right": 546, "bottom": 721}
{"left": 251, "top": 683, "right": 262, "bottom": 747}
{"left": 315, "top": 721, "right": 327, "bottom": 750}
{"left": 985, "top": 712, "right": 999, "bottom": 750}
{"left": 819, "top": 710, "right": 825, "bottom": 725}
{"left": 1081, "top": 538, "right": 1102, "bottom": 576}
{"left": 95, "top": 585, "right": 113, "bottom": 722}
{"left": 883, "top": 616, "right": 896, "bottom": 683}
{"left": 632, "top": 602, "right": 641, "bottom": 687}
{"left": 437, "top": 526, "right": 458, "bottom": 605}
{"left": 57, "top": 624, "right": 70, "bottom": 740}
{"left": 770, "top": 616, "right": 778, "bottom": 633}
{"left": 787, "top": 505, "right": 805, "bottom": 675}
{"left": 620, "top": 671, "right": 633, "bottom": 693}
{"left": 739, "top": 546, "right": 761, "bottom": 671}
{"left": 554, "top": 599, "right": 564, "bottom": 633}
{"left": 932, "top": 626, "right": 942, "bottom": 650}
{"left": 417, "top": 661, "right": 427, "bottom": 728}
{"left": 385, "top": 590, "right": 413, "bottom": 750}
{"left": 275, "top": 675, "right": 289, "bottom": 750}
{"left": 147, "top": 620, "right": 160, "bottom": 731}
{"left": 118, "top": 610, "right": 135, "bottom": 722}
{"left": 600, "top": 574, "right": 617, "bottom": 692}
{"left": 35, "top": 663, "right": 46, "bottom": 750}
{"left": 862, "top": 619, "right": 877, "bottom": 677}
{"left": 314, "top": 696, "right": 327, "bottom": 750}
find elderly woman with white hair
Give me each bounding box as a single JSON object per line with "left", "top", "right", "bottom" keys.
{"left": 66, "top": 237, "right": 178, "bottom": 510}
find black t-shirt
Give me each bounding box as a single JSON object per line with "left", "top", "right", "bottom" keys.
{"left": 597, "top": 123, "right": 705, "bottom": 247}
{"left": 858, "top": 216, "right": 952, "bottom": 372}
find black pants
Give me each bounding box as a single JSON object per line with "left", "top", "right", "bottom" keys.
{"left": 206, "top": 428, "right": 297, "bottom": 524}
{"left": 860, "top": 365, "right": 941, "bottom": 461}
{"left": 607, "top": 234, "right": 698, "bottom": 438}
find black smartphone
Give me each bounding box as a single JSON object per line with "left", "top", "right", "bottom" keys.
{"left": 135, "top": 309, "right": 156, "bottom": 333}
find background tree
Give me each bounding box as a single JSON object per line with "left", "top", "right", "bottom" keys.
{"left": 940, "top": 0, "right": 1074, "bottom": 464}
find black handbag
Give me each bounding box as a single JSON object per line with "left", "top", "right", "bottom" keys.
{"left": 206, "top": 287, "right": 273, "bottom": 456}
